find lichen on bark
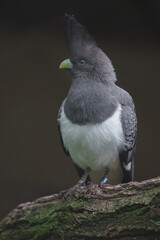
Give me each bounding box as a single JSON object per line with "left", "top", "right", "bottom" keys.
{"left": 0, "top": 177, "right": 160, "bottom": 240}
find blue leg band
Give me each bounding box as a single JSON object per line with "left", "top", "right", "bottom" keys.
{"left": 102, "top": 177, "right": 108, "bottom": 184}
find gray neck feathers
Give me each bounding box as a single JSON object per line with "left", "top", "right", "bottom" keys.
{"left": 64, "top": 78, "right": 118, "bottom": 125}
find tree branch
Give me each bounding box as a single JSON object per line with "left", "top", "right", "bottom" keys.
{"left": 0, "top": 177, "right": 160, "bottom": 240}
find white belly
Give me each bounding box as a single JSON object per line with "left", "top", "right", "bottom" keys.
{"left": 59, "top": 104, "right": 125, "bottom": 175}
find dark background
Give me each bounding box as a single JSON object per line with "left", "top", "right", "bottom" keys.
{"left": 0, "top": 0, "right": 160, "bottom": 220}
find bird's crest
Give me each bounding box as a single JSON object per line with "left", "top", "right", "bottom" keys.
{"left": 65, "top": 14, "right": 96, "bottom": 58}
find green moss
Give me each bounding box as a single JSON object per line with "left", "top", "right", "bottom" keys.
{"left": 151, "top": 220, "right": 160, "bottom": 226}
{"left": 63, "top": 197, "right": 91, "bottom": 210}
{"left": 1, "top": 185, "right": 160, "bottom": 240}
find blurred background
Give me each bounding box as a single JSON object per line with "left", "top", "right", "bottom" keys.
{"left": 0, "top": 0, "right": 160, "bottom": 220}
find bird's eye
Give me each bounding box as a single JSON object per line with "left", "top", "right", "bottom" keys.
{"left": 80, "top": 59, "right": 85, "bottom": 65}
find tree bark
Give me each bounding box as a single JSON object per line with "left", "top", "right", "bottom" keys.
{"left": 0, "top": 177, "right": 160, "bottom": 240}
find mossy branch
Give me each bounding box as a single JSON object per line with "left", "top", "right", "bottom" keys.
{"left": 0, "top": 177, "right": 160, "bottom": 240}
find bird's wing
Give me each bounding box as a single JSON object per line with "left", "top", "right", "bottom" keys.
{"left": 119, "top": 104, "right": 137, "bottom": 182}
{"left": 121, "top": 105, "right": 137, "bottom": 152}
{"left": 57, "top": 101, "right": 70, "bottom": 156}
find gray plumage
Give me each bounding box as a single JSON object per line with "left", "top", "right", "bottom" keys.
{"left": 58, "top": 14, "right": 137, "bottom": 184}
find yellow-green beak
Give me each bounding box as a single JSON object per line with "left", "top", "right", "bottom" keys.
{"left": 59, "top": 59, "right": 72, "bottom": 69}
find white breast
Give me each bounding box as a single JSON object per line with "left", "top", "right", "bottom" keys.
{"left": 59, "top": 104, "right": 125, "bottom": 172}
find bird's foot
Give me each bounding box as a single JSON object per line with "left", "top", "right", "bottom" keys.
{"left": 59, "top": 172, "right": 90, "bottom": 200}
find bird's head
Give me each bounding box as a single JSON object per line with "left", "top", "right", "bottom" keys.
{"left": 59, "top": 14, "right": 116, "bottom": 83}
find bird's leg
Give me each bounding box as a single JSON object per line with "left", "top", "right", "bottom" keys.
{"left": 76, "top": 169, "right": 90, "bottom": 185}
{"left": 100, "top": 168, "right": 110, "bottom": 187}
{"left": 60, "top": 169, "right": 90, "bottom": 199}
{"left": 74, "top": 164, "right": 91, "bottom": 185}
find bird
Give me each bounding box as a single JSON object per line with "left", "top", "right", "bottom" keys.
{"left": 58, "top": 14, "right": 137, "bottom": 193}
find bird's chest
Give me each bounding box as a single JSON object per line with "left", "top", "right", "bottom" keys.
{"left": 64, "top": 81, "right": 117, "bottom": 124}
{"left": 59, "top": 104, "right": 124, "bottom": 171}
